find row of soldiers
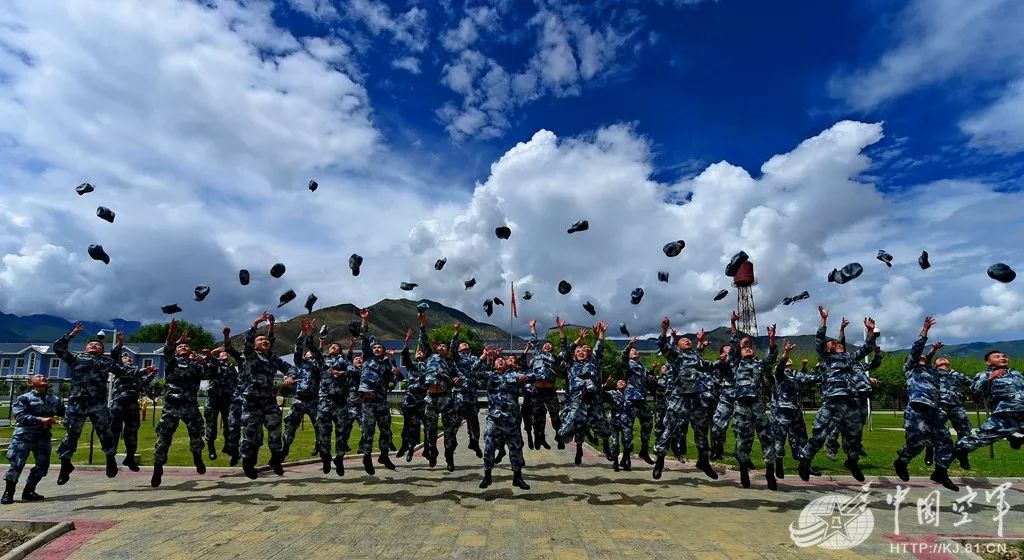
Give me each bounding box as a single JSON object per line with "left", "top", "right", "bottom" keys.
{"left": 4, "top": 305, "right": 1023, "bottom": 502}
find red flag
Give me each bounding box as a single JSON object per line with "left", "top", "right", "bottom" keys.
{"left": 511, "top": 283, "right": 518, "bottom": 319}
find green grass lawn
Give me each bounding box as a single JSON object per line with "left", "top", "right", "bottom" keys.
{"left": 0, "top": 406, "right": 404, "bottom": 468}
{"left": 635, "top": 409, "right": 1023, "bottom": 478}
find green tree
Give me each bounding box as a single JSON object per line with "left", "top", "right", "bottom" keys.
{"left": 127, "top": 320, "right": 216, "bottom": 351}
{"left": 427, "top": 324, "right": 484, "bottom": 355}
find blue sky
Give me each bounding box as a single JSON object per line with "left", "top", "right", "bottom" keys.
{"left": 1, "top": 0, "right": 1022, "bottom": 346}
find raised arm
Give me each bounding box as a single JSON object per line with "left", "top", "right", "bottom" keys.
{"left": 657, "top": 317, "right": 678, "bottom": 360}
{"left": 450, "top": 321, "right": 461, "bottom": 353}
{"left": 593, "top": 321, "right": 608, "bottom": 365}
{"left": 418, "top": 311, "right": 433, "bottom": 358}
{"left": 359, "top": 308, "right": 372, "bottom": 358}
{"left": 764, "top": 324, "right": 778, "bottom": 367}
{"left": 111, "top": 331, "right": 125, "bottom": 364}
{"left": 853, "top": 317, "right": 878, "bottom": 362}
{"left": 54, "top": 321, "right": 84, "bottom": 366}
{"left": 816, "top": 306, "right": 829, "bottom": 361}
{"left": 905, "top": 316, "right": 932, "bottom": 370}
{"left": 222, "top": 327, "right": 241, "bottom": 362}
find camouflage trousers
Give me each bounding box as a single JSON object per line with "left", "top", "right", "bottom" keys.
{"left": 558, "top": 397, "right": 613, "bottom": 443}
{"left": 204, "top": 394, "right": 232, "bottom": 453}
{"left": 239, "top": 397, "right": 283, "bottom": 461}
{"left": 57, "top": 397, "right": 115, "bottom": 460}
{"left": 941, "top": 404, "right": 973, "bottom": 440}
{"left": 283, "top": 396, "right": 319, "bottom": 456}
{"left": 654, "top": 397, "right": 687, "bottom": 457}
{"left": 316, "top": 398, "right": 359, "bottom": 459}
{"left": 897, "top": 403, "right": 953, "bottom": 468}
{"left": 154, "top": 402, "right": 205, "bottom": 465}
{"left": 825, "top": 395, "right": 869, "bottom": 456}
{"left": 224, "top": 394, "right": 243, "bottom": 457}
{"left": 453, "top": 391, "right": 481, "bottom": 447}
{"left": 358, "top": 400, "right": 394, "bottom": 455}
{"left": 4, "top": 434, "right": 50, "bottom": 484}
{"left": 753, "top": 399, "right": 773, "bottom": 463}
{"left": 656, "top": 393, "right": 710, "bottom": 456}
{"left": 530, "top": 387, "right": 562, "bottom": 442}
{"left": 769, "top": 406, "right": 808, "bottom": 462}
{"left": 721, "top": 397, "right": 759, "bottom": 465}
{"left": 424, "top": 393, "right": 460, "bottom": 455}
{"left": 800, "top": 396, "right": 862, "bottom": 462}
{"left": 710, "top": 394, "right": 736, "bottom": 451}
{"left": 484, "top": 415, "right": 525, "bottom": 471}
{"left": 956, "top": 411, "right": 1024, "bottom": 455}
{"left": 399, "top": 393, "right": 426, "bottom": 451}
{"left": 621, "top": 399, "right": 654, "bottom": 456}
{"left": 109, "top": 397, "right": 142, "bottom": 454}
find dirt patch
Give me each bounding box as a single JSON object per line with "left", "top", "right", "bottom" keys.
{"left": 0, "top": 527, "right": 35, "bottom": 555}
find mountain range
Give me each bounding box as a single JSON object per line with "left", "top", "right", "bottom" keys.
{"left": 0, "top": 311, "right": 141, "bottom": 343}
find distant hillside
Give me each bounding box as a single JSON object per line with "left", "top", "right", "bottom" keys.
{"left": 229, "top": 298, "right": 514, "bottom": 355}
{"left": 0, "top": 311, "right": 141, "bottom": 343}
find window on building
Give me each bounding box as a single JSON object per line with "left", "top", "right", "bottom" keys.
{"left": 1, "top": 358, "right": 9, "bottom": 369}
{"left": 50, "top": 358, "right": 60, "bottom": 370}
{"left": 143, "top": 358, "right": 154, "bottom": 368}
{"left": 27, "top": 353, "right": 36, "bottom": 374}
{"left": 15, "top": 358, "right": 25, "bottom": 369}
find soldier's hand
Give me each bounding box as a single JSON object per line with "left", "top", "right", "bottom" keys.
{"left": 932, "top": 341, "right": 944, "bottom": 353}
{"left": 41, "top": 417, "right": 56, "bottom": 425}
{"left": 116, "top": 331, "right": 126, "bottom": 344}
{"left": 283, "top": 377, "right": 296, "bottom": 387}
{"left": 453, "top": 321, "right": 461, "bottom": 331}
{"left": 864, "top": 316, "right": 876, "bottom": 331}
{"left": 840, "top": 317, "right": 850, "bottom": 330}
{"left": 404, "top": 328, "right": 413, "bottom": 343}
{"left": 818, "top": 306, "right": 828, "bottom": 320}
{"left": 989, "top": 369, "right": 1007, "bottom": 381}
{"left": 71, "top": 322, "right": 84, "bottom": 336}
{"left": 223, "top": 326, "right": 231, "bottom": 337}
{"left": 363, "top": 391, "right": 376, "bottom": 401}
{"left": 661, "top": 316, "right": 670, "bottom": 331}
{"left": 869, "top": 377, "right": 878, "bottom": 385}
{"left": 528, "top": 319, "right": 537, "bottom": 329}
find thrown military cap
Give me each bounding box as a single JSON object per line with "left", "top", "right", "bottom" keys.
{"left": 319, "top": 324, "right": 329, "bottom": 336}
{"left": 618, "top": 323, "right": 630, "bottom": 336}
{"left": 630, "top": 287, "right": 644, "bottom": 305}
{"left": 304, "top": 293, "right": 318, "bottom": 313}
{"left": 416, "top": 302, "right": 429, "bottom": 312}
{"left": 658, "top": 271, "right": 669, "bottom": 282}
{"left": 495, "top": 226, "right": 511, "bottom": 239}
{"left": 558, "top": 280, "right": 572, "bottom": 295}
{"left": 194, "top": 285, "right": 210, "bottom": 302}
{"left": 662, "top": 240, "right": 685, "bottom": 258}
{"left": 988, "top": 263, "right": 1016, "bottom": 283}
{"left": 783, "top": 290, "right": 809, "bottom": 305}
{"left": 725, "top": 251, "right": 749, "bottom": 277}
{"left": 828, "top": 262, "right": 864, "bottom": 285}
{"left": 308, "top": 179, "right": 318, "bottom": 192}
{"left": 400, "top": 282, "right": 418, "bottom": 291}
{"left": 492, "top": 297, "right": 504, "bottom": 306}
{"left": 464, "top": 277, "right": 476, "bottom": 290}
{"left": 348, "top": 320, "right": 362, "bottom": 337}
{"left": 76, "top": 182, "right": 94, "bottom": 195}
{"left": 96, "top": 206, "right": 115, "bottom": 223}
{"left": 434, "top": 258, "right": 446, "bottom": 271}
{"left": 277, "top": 289, "right": 296, "bottom": 307}
{"left": 714, "top": 289, "right": 729, "bottom": 301}
{"left": 270, "top": 263, "right": 286, "bottom": 278}
{"left": 567, "top": 220, "right": 589, "bottom": 234}
{"left": 87, "top": 244, "right": 110, "bottom": 264}
{"left": 918, "top": 251, "right": 931, "bottom": 270}
{"left": 522, "top": 291, "right": 533, "bottom": 300}
{"left": 483, "top": 299, "right": 494, "bottom": 316}
{"left": 876, "top": 250, "right": 893, "bottom": 268}
{"left": 583, "top": 301, "right": 596, "bottom": 316}
{"left": 239, "top": 269, "right": 250, "bottom": 286}
{"left": 349, "top": 254, "right": 363, "bottom": 276}
{"left": 161, "top": 304, "right": 182, "bottom": 315}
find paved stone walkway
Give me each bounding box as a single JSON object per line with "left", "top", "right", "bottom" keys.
{"left": 5, "top": 422, "right": 1024, "bottom": 559}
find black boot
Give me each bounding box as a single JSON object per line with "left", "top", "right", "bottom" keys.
{"left": 557, "top": 437, "right": 566, "bottom": 450}
{"left": 774, "top": 458, "right": 785, "bottom": 479}
{"left": 512, "top": 470, "right": 530, "bottom": 490}
{"left": 652, "top": 454, "right": 665, "bottom": 480}
{"left": 57, "top": 459, "right": 74, "bottom": 485}
{"left": 427, "top": 445, "right": 437, "bottom": 468}
{"left": 479, "top": 469, "right": 492, "bottom": 489}
{"left": 930, "top": 467, "right": 959, "bottom": 492}
{"left": 710, "top": 442, "right": 724, "bottom": 461}
{"left": 208, "top": 442, "right": 217, "bottom": 461}
{"left": 123, "top": 447, "right": 140, "bottom": 472}
{"left": 321, "top": 454, "right": 332, "bottom": 474}
{"left": 1, "top": 481, "right": 15, "bottom": 505}
{"left": 469, "top": 440, "right": 483, "bottom": 459}
{"left": 269, "top": 452, "right": 284, "bottom": 476}
{"left": 894, "top": 459, "right": 910, "bottom": 482}
{"left": 21, "top": 479, "right": 44, "bottom": 501}
{"left": 1009, "top": 434, "right": 1024, "bottom": 449}
{"left": 798, "top": 458, "right": 811, "bottom": 482}
{"left": 395, "top": 441, "right": 409, "bottom": 459}
{"left": 696, "top": 454, "right": 719, "bottom": 480}
{"left": 406, "top": 446, "right": 415, "bottom": 463}
{"left": 958, "top": 448, "right": 971, "bottom": 470}
{"left": 619, "top": 454, "right": 632, "bottom": 472}
{"left": 612, "top": 455, "right": 620, "bottom": 472}
{"left": 378, "top": 452, "right": 396, "bottom": 470}
{"left": 229, "top": 453, "right": 240, "bottom": 467}
{"left": 334, "top": 456, "right": 345, "bottom": 477}
{"left": 603, "top": 439, "right": 613, "bottom": 462}
{"left": 495, "top": 446, "right": 506, "bottom": 464}
{"left": 809, "top": 466, "right": 823, "bottom": 477}
{"left": 844, "top": 457, "right": 864, "bottom": 482}
{"left": 739, "top": 463, "right": 750, "bottom": 488}
{"left": 638, "top": 448, "right": 655, "bottom": 465}
{"left": 363, "top": 453, "right": 376, "bottom": 476}
{"left": 151, "top": 463, "right": 164, "bottom": 487}
{"left": 526, "top": 429, "right": 535, "bottom": 450}
{"left": 105, "top": 454, "right": 118, "bottom": 478}
{"left": 573, "top": 443, "right": 583, "bottom": 466}
{"left": 193, "top": 451, "right": 207, "bottom": 475}
{"left": 242, "top": 458, "right": 258, "bottom": 480}
{"left": 924, "top": 446, "right": 933, "bottom": 466}
{"left": 765, "top": 463, "right": 777, "bottom": 491}
{"left": 444, "top": 448, "right": 456, "bottom": 472}
{"left": 537, "top": 435, "right": 551, "bottom": 450}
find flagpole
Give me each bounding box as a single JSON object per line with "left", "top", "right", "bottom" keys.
{"left": 509, "top": 282, "right": 514, "bottom": 352}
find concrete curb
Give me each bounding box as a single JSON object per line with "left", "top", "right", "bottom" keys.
{"left": 0, "top": 520, "right": 75, "bottom": 560}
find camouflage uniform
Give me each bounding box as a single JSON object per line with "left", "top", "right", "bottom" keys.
{"left": 109, "top": 360, "right": 157, "bottom": 457}
{"left": 604, "top": 389, "right": 628, "bottom": 459}
{"left": 798, "top": 325, "right": 877, "bottom": 462}
{"left": 357, "top": 329, "right": 395, "bottom": 455}
{"left": 654, "top": 370, "right": 686, "bottom": 457}
{"left": 937, "top": 367, "right": 974, "bottom": 440}
{"left": 451, "top": 333, "right": 483, "bottom": 451}
{"left": 825, "top": 343, "right": 882, "bottom": 457}
{"left": 238, "top": 327, "right": 291, "bottom": 462}
{"left": 153, "top": 345, "right": 207, "bottom": 465}
{"left": 768, "top": 361, "right": 813, "bottom": 462}
{"left": 398, "top": 347, "right": 427, "bottom": 454}
{"left": 283, "top": 335, "right": 322, "bottom": 457}
{"left": 717, "top": 335, "right": 777, "bottom": 467}
{"left": 620, "top": 350, "right": 654, "bottom": 458}
{"left": 204, "top": 356, "right": 238, "bottom": 456}
{"left": 474, "top": 368, "right": 543, "bottom": 472}
{"left": 526, "top": 333, "right": 565, "bottom": 445}
{"left": 955, "top": 369, "right": 1024, "bottom": 454}
{"left": 557, "top": 339, "right": 613, "bottom": 444}
{"left": 654, "top": 335, "right": 718, "bottom": 460}
{"left": 316, "top": 351, "right": 360, "bottom": 460}
{"left": 709, "top": 358, "right": 737, "bottom": 457}
{"left": 895, "top": 335, "right": 954, "bottom": 468}
{"left": 54, "top": 333, "right": 119, "bottom": 461}
{"left": 5, "top": 390, "right": 65, "bottom": 486}
{"left": 421, "top": 326, "right": 460, "bottom": 461}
